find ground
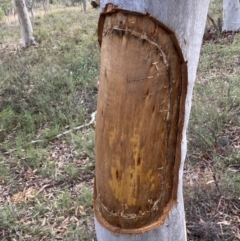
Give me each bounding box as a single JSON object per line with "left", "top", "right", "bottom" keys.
{"left": 0, "top": 1, "right": 239, "bottom": 240}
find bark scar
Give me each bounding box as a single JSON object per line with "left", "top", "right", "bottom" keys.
{"left": 95, "top": 6, "right": 188, "bottom": 234}
{"left": 112, "top": 27, "right": 169, "bottom": 66}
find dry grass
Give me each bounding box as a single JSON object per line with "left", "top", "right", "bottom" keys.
{"left": 0, "top": 5, "right": 99, "bottom": 241}
{"left": 185, "top": 1, "right": 240, "bottom": 238}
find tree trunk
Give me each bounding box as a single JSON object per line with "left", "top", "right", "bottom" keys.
{"left": 26, "top": 0, "right": 35, "bottom": 22}
{"left": 13, "top": 0, "right": 36, "bottom": 47}
{"left": 223, "top": 0, "right": 240, "bottom": 31}
{"left": 82, "top": 0, "right": 87, "bottom": 13}
{"left": 43, "top": 0, "right": 51, "bottom": 12}
{"left": 94, "top": 1, "right": 210, "bottom": 240}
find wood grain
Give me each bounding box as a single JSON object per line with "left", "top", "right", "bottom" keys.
{"left": 94, "top": 8, "right": 187, "bottom": 233}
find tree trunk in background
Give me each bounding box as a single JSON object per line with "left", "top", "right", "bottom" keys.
{"left": 25, "top": 0, "right": 35, "bottom": 22}
{"left": 43, "top": 0, "right": 51, "bottom": 12}
{"left": 13, "top": 0, "right": 35, "bottom": 47}
{"left": 223, "top": 0, "right": 240, "bottom": 31}
{"left": 82, "top": 0, "right": 87, "bottom": 13}
{"left": 94, "top": 1, "right": 210, "bottom": 240}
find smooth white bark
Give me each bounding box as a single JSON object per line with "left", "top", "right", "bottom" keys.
{"left": 95, "top": 1, "right": 210, "bottom": 240}
{"left": 82, "top": 0, "right": 87, "bottom": 12}
{"left": 43, "top": 0, "right": 51, "bottom": 12}
{"left": 13, "top": 0, "right": 35, "bottom": 47}
{"left": 223, "top": 0, "right": 240, "bottom": 31}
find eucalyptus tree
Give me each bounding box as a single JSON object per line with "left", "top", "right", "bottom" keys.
{"left": 94, "top": 0, "right": 210, "bottom": 240}
{"left": 82, "top": 0, "right": 86, "bottom": 13}
{"left": 13, "top": 0, "right": 36, "bottom": 47}
{"left": 223, "top": 0, "right": 240, "bottom": 31}
{"left": 25, "top": 0, "right": 35, "bottom": 22}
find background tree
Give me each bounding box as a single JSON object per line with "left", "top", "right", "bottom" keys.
{"left": 72, "top": 0, "right": 87, "bottom": 12}
{"left": 25, "top": 0, "right": 35, "bottom": 22}
{"left": 94, "top": 0, "right": 210, "bottom": 240}
{"left": 13, "top": 0, "right": 36, "bottom": 47}
{"left": 42, "top": 0, "right": 51, "bottom": 12}
{"left": 223, "top": 0, "right": 240, "bottom": 31}
{"left": 82, "top": 0, "right": 86, "bottom": 13}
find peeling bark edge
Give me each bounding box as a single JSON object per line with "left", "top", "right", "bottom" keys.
{"left": 95, "top": 199, "right": 187, "bottom": 240}
{"left": 94, "top": 4, "right": 188, "bottom": 234}
{"left": 98, "top": 4, "right": 185, "bottom": 61}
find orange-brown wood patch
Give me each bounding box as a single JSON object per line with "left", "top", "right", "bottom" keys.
{"left": 94, "top": 7, "right": 187, "bottom": 233}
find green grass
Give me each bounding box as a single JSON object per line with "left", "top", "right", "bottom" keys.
{"left": 185, "top": 2, "right": 240, "bottom": 239}
{"left": 188, "top": 33, "right": 240, "bottom": 176}
{"left": 0, "top": 6, "right": 98, "bottom": 241}
{"left": 0, "top": 8, "right": 99, "bottom": 145}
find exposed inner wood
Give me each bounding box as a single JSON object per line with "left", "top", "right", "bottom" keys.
{"left": 94, "top": 8, "right": 187, "bottom": 233}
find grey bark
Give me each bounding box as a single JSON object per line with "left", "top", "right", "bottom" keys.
{"left": 223, "top": 0, "right": 240, "bottom": 31}
{"left": 25, "top": 0, "right": 35, "bottom": 22}
{"left": 82, "top": 0, "right": 87, "bottom": 12}
{"left": 13, "top": 0, "right": 36, "bottom": 47}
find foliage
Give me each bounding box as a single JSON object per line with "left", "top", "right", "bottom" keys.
{"left": 0, "top": 0, "right": 12, "bottom": 16}
{"left": 0, "top": 0, "right": 12, "bottom": 21}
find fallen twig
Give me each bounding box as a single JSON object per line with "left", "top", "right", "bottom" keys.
{"left": 3, "top": 111, "right": 97, "bottom": 154}
{"left": 31, "top": 111, "right": 97, "bottom": 143}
